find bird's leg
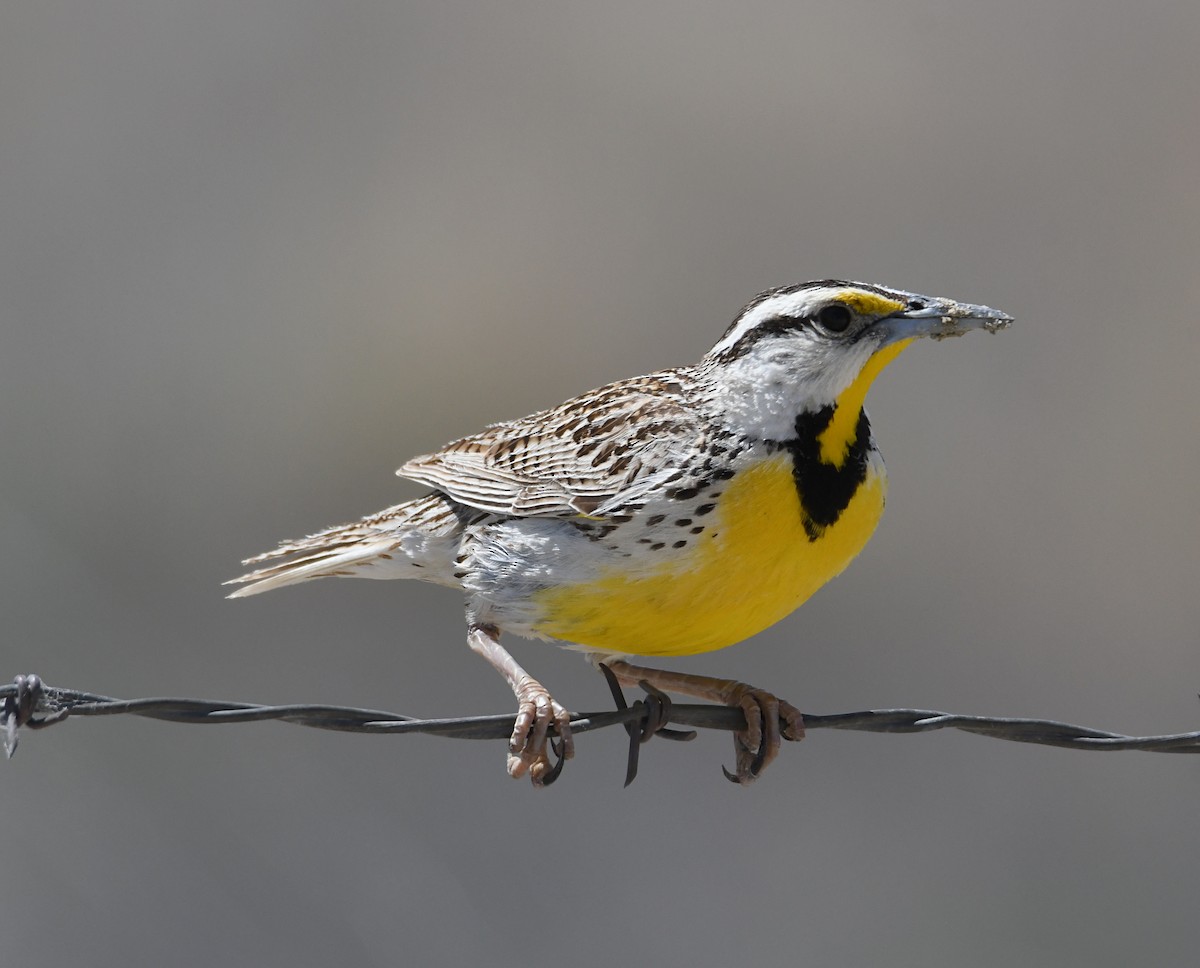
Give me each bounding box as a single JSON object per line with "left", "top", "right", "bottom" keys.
{"left": 467, "top": 624, "right": 574, "bottom": 786}
{"left": 601, "top": 659, "right": 804, "bottom": 784}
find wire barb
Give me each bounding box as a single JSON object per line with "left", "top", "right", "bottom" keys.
{"left": 598, "top": 663, "right": 698, "bottom": 786}
{"left": 3, "top": 674, "right": 70, "bottom": 759}
{"left": 4, "top": 674, "right": 1199, "bottom": 783}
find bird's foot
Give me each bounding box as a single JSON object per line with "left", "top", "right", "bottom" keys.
{"left": 600, "top": 659, "right": 805, "bottom": 785}
{"left": 720, "top": 682, "right": 805, "bottom": 785}
{"left": 507, "top": 675, "right": 574, "bottom": 787}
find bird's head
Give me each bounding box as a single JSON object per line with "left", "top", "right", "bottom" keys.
{"left": 700, "top": 280, "right": 1011, "bottom": 440}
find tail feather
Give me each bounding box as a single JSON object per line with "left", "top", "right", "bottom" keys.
{"left": 226, "top": 540, "right": 403, "bottom": 597}
{"left": 225, "top": 494, "right": 464, "bottom": 597}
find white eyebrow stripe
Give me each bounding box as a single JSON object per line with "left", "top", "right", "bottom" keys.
{"left": 707, "top": 288, "right": 830, "bottom": 359}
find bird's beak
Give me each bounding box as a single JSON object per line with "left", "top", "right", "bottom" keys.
{"left": 876, "top": 296, "right": 1013, "bottom": 345}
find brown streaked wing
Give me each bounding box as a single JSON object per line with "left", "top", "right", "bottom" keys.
{"left": 397, "top": 373, "right": 703, "bottom": 517}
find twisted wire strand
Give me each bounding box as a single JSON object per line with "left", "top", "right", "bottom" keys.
{"left": 5, "top": 673, "right": 1198, "bottom": 773}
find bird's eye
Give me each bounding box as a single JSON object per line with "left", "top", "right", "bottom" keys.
{"left": 816, "top": 303, "right": 853, "bottom": 333}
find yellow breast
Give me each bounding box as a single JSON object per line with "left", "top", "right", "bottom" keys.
{"left": 532, "top": 453, "right": 887, "bottom": 656}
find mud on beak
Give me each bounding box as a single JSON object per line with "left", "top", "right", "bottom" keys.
{"left": 877, "top": 296, "right": 1013, "bottom": 344}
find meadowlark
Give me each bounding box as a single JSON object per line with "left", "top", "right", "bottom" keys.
{"left": 228, "top": 280, "right": 1010, "bottom": 785}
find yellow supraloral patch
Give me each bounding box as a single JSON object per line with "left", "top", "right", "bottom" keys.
{"left": 836, "top": 290, "right": 907, "bottom": 319}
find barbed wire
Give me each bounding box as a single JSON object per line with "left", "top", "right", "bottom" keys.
{"left": 3, "top": 673, "right": 1198, "bottom": 786}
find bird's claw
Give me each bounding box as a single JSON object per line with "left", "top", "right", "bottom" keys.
{"left": 507, "top": 677, "right": 574, "bottom": 787}
{"left": 721, "top": 684, "right": 804, "bottom": 785}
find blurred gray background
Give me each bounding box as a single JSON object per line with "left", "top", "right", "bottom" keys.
{"left": 3, "top": 2, "right": 1198, "bottom": 965}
